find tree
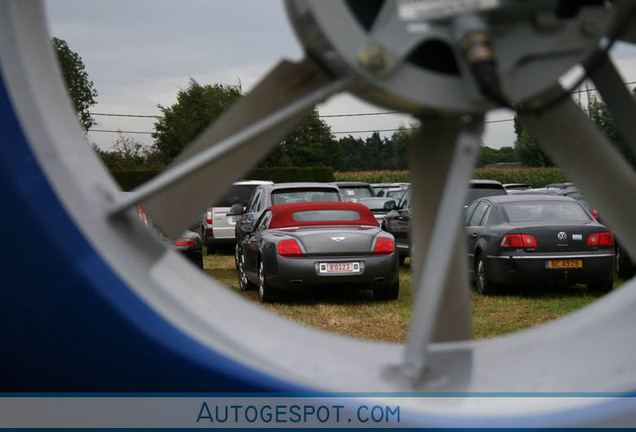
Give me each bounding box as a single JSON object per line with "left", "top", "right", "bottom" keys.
{"left": 587, "top": 91, "right": 636, "bottom": 169}
{"left": 52, "top": 37, "right": 98, "bottom": 131}
{"left": 152, "top": 79, "right": 242, "bottom": 165}
{"left": 390, "top": 123, "right": 419, "bottom": 170}
{"left": 260, "top": 108, "right": 342, "bottom": 169}
{"left": 94, "top": 133, "right": 163, "bottom": 171}
{"left": 513, "top": 115, "right": 552, "bottom": 167}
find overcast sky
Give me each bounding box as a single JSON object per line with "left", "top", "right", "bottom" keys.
{"left": 44, "top": 0, "right": 636, "bottom": 152}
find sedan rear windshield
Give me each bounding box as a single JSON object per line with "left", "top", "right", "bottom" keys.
{"left": 271, "top": 189, "right": 341, "bottom": 204}
{"left": 502, "top": 201, "right": 591, "bottom": 223}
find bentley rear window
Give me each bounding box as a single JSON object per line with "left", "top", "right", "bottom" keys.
{"left": 293, "top": 210, "right": 361, "bottom": 222}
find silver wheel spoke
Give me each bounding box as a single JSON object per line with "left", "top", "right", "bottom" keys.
{"left": 109, "top": 59, "right": 349, "bottom": 238}
{"left": 365, "top": 1, "right": 436, "bottom": 74}
{"left": 588, "top": 54, "right": 636, "bottom": 157}
{"left": 521, "top": 94, "right": 636, "bottom": 260}
{"left": 401, "top": 115, "right": 483, "bottom": 382}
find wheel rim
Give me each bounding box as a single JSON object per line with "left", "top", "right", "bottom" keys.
{"left": 2, "top": 1, "right": 636, "bottom": 426}
{"left": 476, "top": 256, "right": 486, "bottom": 293}
{"left": 258, "top": 261, "right": 265, "bottom": 301}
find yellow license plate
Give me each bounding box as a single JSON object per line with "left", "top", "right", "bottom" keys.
{"left": 546, "top": 259, "right": 583, "bottom": 269}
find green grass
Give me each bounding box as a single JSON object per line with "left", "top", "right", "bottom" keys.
{"left": 203, "top": 250, "right": 622, "bottom": 342}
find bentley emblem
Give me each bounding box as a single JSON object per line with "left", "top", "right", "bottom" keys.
{"left": 331, "top": 237, "right": 345, "bottom": 242}
{"left": 557, "top": 232, "right": 567, "bottom": 241}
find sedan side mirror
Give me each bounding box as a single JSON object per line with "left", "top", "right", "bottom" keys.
{"left": 238, "top": 220, "right": 254, "bottom": 234}
{"left": 230, "top": 203, "right": 245, "bottom": 215}
{"left": 383, "top": 200, "right": 396, "bottom": 211}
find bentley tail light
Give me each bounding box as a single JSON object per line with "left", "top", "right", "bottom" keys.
{"left": 587, "top": 232, "right": 614, "bottom": 246}
{"left": 374, "top": 237, "right": 394, "bottom": 255}
{"left": 500, "top": 234, "right": 538, "bottom": 248}
{"left": 278, "top": 239, "right": 303, "bottom": 257}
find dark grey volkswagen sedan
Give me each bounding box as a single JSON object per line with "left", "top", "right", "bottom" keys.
{"left": 236, "top": 201, "right": 399, "bottom": 302}
{"left": 465, "top": 195, "right": 615, "bottom": 294}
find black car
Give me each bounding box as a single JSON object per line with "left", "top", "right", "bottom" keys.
{"left": 465, "top": 195, "right": 615, "bottom": 294}
{"left": 382, "top": 180, "right": 508, "bottom": 265}
{"left": 236, "top": 201, "right": 399, "bottom": 302}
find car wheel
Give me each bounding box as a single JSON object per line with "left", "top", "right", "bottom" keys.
{"left": 258, "top": 259, "right": 279, "bottom": 303}
{"left": 374, "top": 280, "right": 399, "bottom": 301}
{"left": 398, "top": 255, "right": 406, "bottom": 266}
{"left": 193, "top": 252, "right": 204, "bottom": 270}
{"left": 234, "top": 243, "right": 241, "bottom": 270}
{"left": 206, "top": 241, "right": 215, "bottom": 255}
{"left": 589, "top": 279, "right": 614, "bottom": 293}
{"left": 616, "top": 244, "right": 636, "bottom": 279}
{"left": 237, "top": 250, "right": 255, "bottom": 292}
{"left": 474, "top": 252, "right": 499, "bottom": 295}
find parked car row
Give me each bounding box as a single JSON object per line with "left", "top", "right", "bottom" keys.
{"left": 199, "top": 178, "right": 628, "bottom": 300}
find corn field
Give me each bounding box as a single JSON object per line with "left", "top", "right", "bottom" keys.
{"left": 335, "top": 167, "right": 568, "bottom": 189}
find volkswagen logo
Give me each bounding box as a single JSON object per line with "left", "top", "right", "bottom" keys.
{"left": 557, "top": 232, "right": 568, "bottom": 241}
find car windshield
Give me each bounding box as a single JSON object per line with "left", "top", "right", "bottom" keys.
{"left": 340, "top": 186, "right": 374, "bottom": 199}
{"left": 502, "top": 201, "right": 591, "bottom": 223}
{"left": 271, "top": 188, "right": 341, "bottom": 204}
{"left": 213, "top": 184, "right": 260, "bottom": 207}
{"left": 293, "top": 210, "right": 361, "bottom": 222}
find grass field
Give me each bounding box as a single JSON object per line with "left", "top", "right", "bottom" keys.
{"left": 203, "top": 250, "right": 621, "bottom": 341}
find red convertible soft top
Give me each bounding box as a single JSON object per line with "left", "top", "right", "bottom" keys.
{"left": 267, "top": 202, "right": 378, "bottom": 229}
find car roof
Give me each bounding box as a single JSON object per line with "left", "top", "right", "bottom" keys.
{"left": 479, "top": 194, "right": 579, "bottom": 204}
{"left": 334, "top": 181, "right": 372, "bottom": 187}
{"left": 470, "top": 179, "right": 505, "bottom": 188}
{"left": 268, "top": 182, "right": 340, "bottom": 190}
{"left": 233, "top": 180, "right": 273, "bottom": 185}
{"left": 266, "top": 202, "right": 378, "bottom": 229}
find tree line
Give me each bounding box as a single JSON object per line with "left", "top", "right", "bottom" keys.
{"left": 53, "top": 37, "right": 634, "bottom": 174}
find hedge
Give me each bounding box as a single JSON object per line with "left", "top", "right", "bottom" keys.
{"left": 111, "top": 167, "right": 333, "bottom": 190}
{"left": 111, "top": 170, "right": 162, "bottom": 191}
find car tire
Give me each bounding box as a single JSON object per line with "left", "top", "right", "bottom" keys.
{"left": 206, "top": 242, "right": 215, "bottom": 255}
{"left": 616, "top": 244, "right": 636, "bottom": 279}
{"left": 474, "top": 252, "right": 499, "bottom": 295}
{"left": 237, "top": 250, "right": 255, "bottom": 292}
{"left": 258, "top": 259, "right": 280, "bottom": 303}
{"left": 234, "top": 243, "right": 241, "bottom": 270}
{"left": 192, "top": 252, "right": 204, "bottom": 269}
{"left": 374, "top": 280, "right": 399, "bottom": 300}
{"left": 588, "top": 279, "right": 614, "bottom": 293}
{"left": 398, "top": 255, "right": 406, "bottom": 266}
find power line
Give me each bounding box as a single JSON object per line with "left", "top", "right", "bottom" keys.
{"left": 91, "top": 129, "right": 154, "bottom": 135}
{"left": 88, "top": 79, "right": 636, "bottom": 122}
{"left": 88, "top": 78, "right": 636, "bottom": 137}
